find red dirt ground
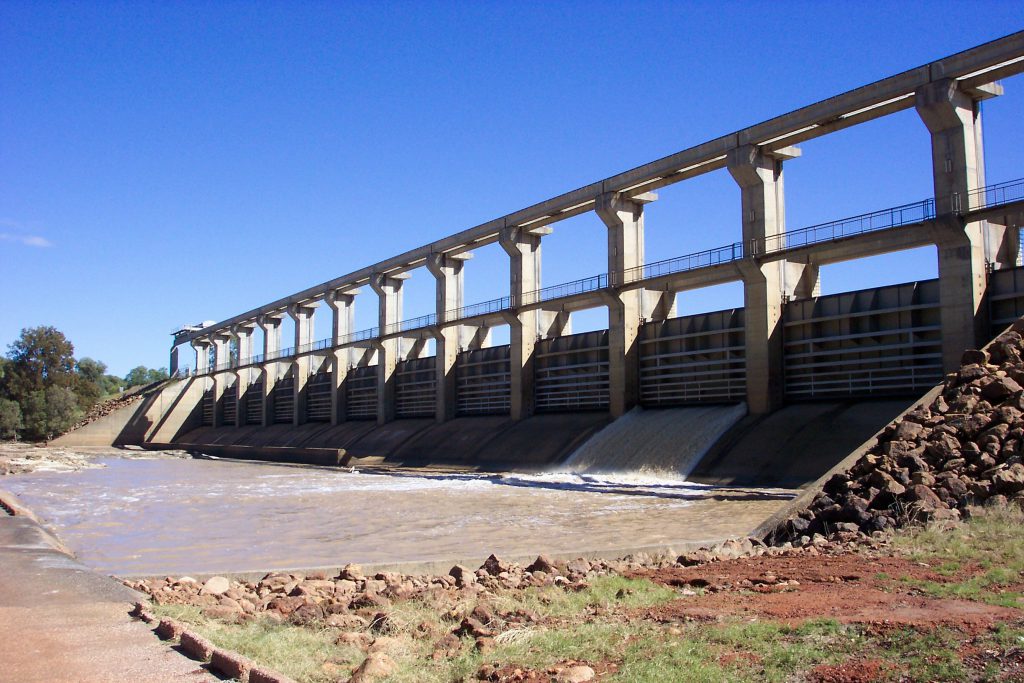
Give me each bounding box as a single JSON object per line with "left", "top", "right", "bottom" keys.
{"left": 627, "top": 553, "right": 1019, "bottom": 630}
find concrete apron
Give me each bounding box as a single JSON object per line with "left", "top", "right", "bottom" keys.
{"left": 0, "top": 488, "right": 213, "bottom": 683}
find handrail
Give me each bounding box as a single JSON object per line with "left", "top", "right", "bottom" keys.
{"left": 384, "top": 313, "right": 437, "bottom": 336}
{"left": 964, "top": 177, "right": 1024, "bottom": 212}
{"left": 762, "top": 198, "right": 936, "bottom": 255}
{"left": 524, "top": 273, "right": 608, "bottom": 306}
{"left": 297, "top": 337, "right": 333, "bottom": 355}
{"left": 265, "top": 346, "right": 295, "bottom": 361}
{"left": 180, "top": 178, "right": 1024, "bottom": 362}
{"left": 444, "top": 295, "right": 513, "bottom": 322}
{"left": 618, "top": 242, "right": 743, "bottom": 285}
{"left": 339, "top": 327, "right": 380, "bottom": 345}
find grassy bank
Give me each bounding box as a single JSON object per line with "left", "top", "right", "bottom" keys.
{"left": 147, "top": 507, "right": 1024, "bottom": 682}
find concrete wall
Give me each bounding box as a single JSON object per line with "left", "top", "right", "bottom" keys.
{"left": 53, "top": 379, "right": 203, "bottom": 448}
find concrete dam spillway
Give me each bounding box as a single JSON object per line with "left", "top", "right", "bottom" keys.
{"left": 561, "top": 404, "right": 747, "bottom": 477}
{"left": 56, "top": 32, "right": 1024, "bottom": 487}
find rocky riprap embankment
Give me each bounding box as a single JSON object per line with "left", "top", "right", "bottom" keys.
{"left": 131, "top": 555, "right": 630, "bottom": 629}
{"left": 772, "top": 327, "right": 1024, "bottom": 543}
{"left": 129, "top": 535, "right": 877, "bottom": 630}
{"left": 63, "top": 389, "right": 145, "bottom": 434}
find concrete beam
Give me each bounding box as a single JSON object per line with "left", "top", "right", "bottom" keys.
{"left": 180, "top": 32, "right": 1024, "bottom": 345}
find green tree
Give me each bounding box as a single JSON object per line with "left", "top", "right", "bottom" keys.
{"left": 74, "top": 357, "right": 107, "bottom": 410}
{"left": 21, "top": 386, "right": 81, "bottom": 440}
{"left": 0, "top": 398, "right": 22, "bottom": 440}
{"left": 124, "top": 366, "right": 168, "bottom": 388}
{"left": 2, "top": 326, "right": 76, "bottom": 403}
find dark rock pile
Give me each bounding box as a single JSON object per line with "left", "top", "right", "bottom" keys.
{"left": 127, "top": 554, "right": 625, "bottom": 629}
{"left": 63, "top": 390, "right": 144, "bottom": 435}
{"left": 772, "top": 326, "right": 1024, "bottom": 543}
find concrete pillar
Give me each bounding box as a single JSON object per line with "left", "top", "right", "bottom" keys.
{"left": 728, "top": 144, "right": 803, "bottom": 414}
{"left": 288, "top": 303, "right": 316, "bottom": 426}
{"left": 210, "top": 333, "right": 231, "bottom": 427}
{"left": 231, "top": 324, "right": 255, "bottom": 427}
{"left": 256, "top": 313, "right": 284, "bottom": 427}
{"left": 325, "top": 289, "right": 357, "bottom": 425}
{"left": 499, "top": 226, "right": 544, "bottom": 420}
{"left": 597, "top": 192, "right": 654, "bottom": 417}
{"left": 191, "top": 338, "right": 211, "bottom": 374}
{"left": 916, "top": 79, "right": 1003, "bottom": 367}
{"left": 169, "top": 345, "right": 181, "bottom": 376}
{"left": 371, "top": 273, "right": 405, "bottom": 424}
{"left": 427, "top": 252, "right": 468, "bottom": 422}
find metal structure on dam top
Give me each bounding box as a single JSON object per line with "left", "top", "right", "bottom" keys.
{"left": 171, "top": 32, "right": 1024, "bottom": 430}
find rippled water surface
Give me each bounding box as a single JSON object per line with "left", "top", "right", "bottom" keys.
{"left": 3, "top": 456, "right": 795, "bottom": 576}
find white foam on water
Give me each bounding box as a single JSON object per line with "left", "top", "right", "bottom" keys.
{"left": 560, "top": 403, "right": 747, "bottom": 478}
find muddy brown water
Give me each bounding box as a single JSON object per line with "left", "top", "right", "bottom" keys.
{"left": 2, "top": 455, "right": 795, "bottom": 576}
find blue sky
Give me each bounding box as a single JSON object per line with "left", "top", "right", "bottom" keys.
{"left": 2, "top": 1, "right": 1022, "bottom": 375}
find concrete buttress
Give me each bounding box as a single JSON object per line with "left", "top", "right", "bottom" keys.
{"left": 325, "top": 289, "right": 357, "bottom": 425}
{"left": 256, "top": 313, "right": 284, "bottom": 427}
{"left": 728, "top": 144, "right": 808, "bottom": 414}
{"left": 916, "top": 78, "right": 1008, "bottom": 370}
{"left": 427, "top": 253, "right": 468, "bottom": 422}
{"left": 230, "top": 324, "right": 255, "bottom": 427}
{"left": 597, "top": 192, "right": 654, "bottom": 417}
{"left": 371, "top": 273, "right": 405, "bottom": 424}
{"left": 499, "top": 226, "right": 544, "bottom": 420}
{"left": 288, "top": 303, "right": 316, "bottom": 426}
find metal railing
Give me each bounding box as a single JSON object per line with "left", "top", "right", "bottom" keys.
{"left": 761, "top": 198, "right": 936, "bottom": 255}
{"left": 296, "top": 337, "right": 332, "bottom": 355}
{"left": 964, "top": 177, "right": 1024, "bottom": 213}
{"left": 339, "top": 326, "right": 380, "bottom": 345}
{"left": 618, "top": 242, "right": 743, "bottom": 285}
{"left": 265, "top": 346, "right": 295, "bottom": 361}
{"left": 445, "top": 295, "right": 513, "bottom": 322}
{"left": 523, "top": 272, "right": 608, "bottom": 306}
{"left": 384, "top": 313, "right": 437, "bottom": 336}
{"left": 179, "top": 177, "right": 1024, "bottom": 360}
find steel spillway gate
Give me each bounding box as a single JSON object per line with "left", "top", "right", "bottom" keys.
{"left": 456, "top": 346, "right": 511, "bottom": 416}
{"left": 988, "top": 265, "right": 1024, "bottom": 338}
{"left": 271, "top": 376, "right": 294, "bottom": 424}
{"left": 244, "top": 380, "right": 263, "bottom": 425}
{"left": 200, "top": 387, "right": 214, "bottom": 426}
{"left": 638, "top": 308, "right": 746, "bottom": 405}
{"left": 345, "top": 365, "right": 378, "bottom": 420}
{"left": 220, "top": 384, "right": 237, "bottom": 425}
{"left": 783, "top": 279, "right": 943, "bottom": 399}
{"left": 306, "top": 371, "right": 332, "bottom": 422}
{"left": 395, "top": 357, "right": 436, "bottom": 419}
{"left": 534, "top": 330, "right": 610, "bottom": 412}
